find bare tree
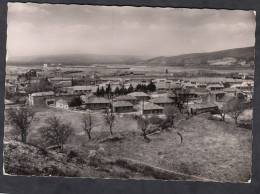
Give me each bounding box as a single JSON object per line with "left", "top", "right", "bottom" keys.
{"left": 136, "top": 115, "right": 150, "bottom": 142}
{"left": 164, "top": 105, "right": 183, "bottom": 143}
{"left": 81, "top": 111, "right": 93, "bottom": 140}
{"left": 164, "top": 105, "right": 180, "bottom": 128}
{"left": 226, "top": 97, "right": 246, "bottom": 126}
{"left": 40, "top": 116, "right": 74, "bottom": 151}
{"left": 174, "top": 88, "right": 190, "bottom": 112}
{"left": 104, "top": 108, "right": 115, "bottom": 135}
{"left": 6, "top": 106, "right": 35, "bottom": 143}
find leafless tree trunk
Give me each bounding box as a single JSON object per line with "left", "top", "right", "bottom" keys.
{"left": 104, "top": 108, "right": 115, "bottom": 135}
{"left": 136, "top": 115, "right": 150, "bottom": 142}
{"left": 6, "top": 106, "right": 35, "bottom": 144}
{"left": 82, "top": 112, "right": 93, "bottom": 140}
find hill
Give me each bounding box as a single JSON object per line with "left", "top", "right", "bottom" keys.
{"left": 7, "top": 53, "right": 146, "bottom": 66}
{"left": 7, "top": 47, "right": 254, "bottom": 68}
{"left": 144, "top": 47, "right": 254, "bottom": 67}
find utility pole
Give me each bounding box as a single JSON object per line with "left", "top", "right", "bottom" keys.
{"left": 142, "top": 97, "right": 144, "bottom": 115}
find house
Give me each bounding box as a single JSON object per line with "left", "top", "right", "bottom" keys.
{"left": 182, "top": 82, "right": 196, "bottom": 90}
{"left": 223, "top": 88, "right": 241, "bottom": 97}
{"left": 231, "top": 83, "right": 253, "bottom": 92}
{"left": 196, "top": 83, "right": 207, "bottom": 88}
{"left": 190, "top": 88, "right": 209, "bottom": 102}
{"left": 141, "top": 102, "right": 164, "bottom": 115}
{"left": 115, "top": 95, "right": 137, "bottom": 104}
{"left": 5, "top": 82, "right": 17, "bottom": 93}
{"left": 155, "top": 82, "right": 171, "bottom": 93}
{"left": 48, "top": 77, "right": 72, "bottom": 84}
{"left": 113, "top": 101, "right": 134, "bottom": 113}
{"left": 28, "top": 91, "right": 55, "bottom": 106}
{"left": 167, "top": 92, "right": 177, "bottom": 101}
{"left": 128, "top": 92, "right": 150, "bottom": 101}
{"left": 62, "top": 85, "right": 97, "bottom": 95}
{"left": 53, "top": 80, "right": 72, "bottom": 88}
{"left": 5, "top": 99, "right": 15, "bottom": 105}
{"left": 84, "top": 97, "right": 111, "bottom": 110}
{"left": 188, "top": 103, "right": 219, "bottom": 115}
{"left": 150, "top": 96, "right": 174, "bottom": 107}
{"left": 209, "top": 91, "right": 226, "bottom": 102}
{"left": 56, "top": 99, "right": 69, "bottom": 109}
{"left": 206, "top": 83, "right": 224, "bottom": 91}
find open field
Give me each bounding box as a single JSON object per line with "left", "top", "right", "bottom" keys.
{"left": 6, "top": 64, "right": 254, "bottom": 80}
{"left": 94, "top": 114, "right": 252, "bottom": 182}
{"left": 4, "top": 107, "right": 252, "bottom": 182}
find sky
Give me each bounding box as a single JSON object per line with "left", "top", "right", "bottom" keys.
{"left": 7, "top": 3, "right": 256, "bottom": 58}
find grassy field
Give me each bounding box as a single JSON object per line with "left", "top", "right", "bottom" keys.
{"left": 22, "top": 107, "right": 138, "bottom": 144}
{"left": 4, "top": 103, "right": 252, "bottom": 182}
{"left": 5, "top": 106, "right": 251, "bottom": 182}
{"left": 89, "top": 114, "right": 251, "bottom": 182}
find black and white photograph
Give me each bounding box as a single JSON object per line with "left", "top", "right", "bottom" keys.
{"left": 4, "top": 3, "right": 255, "bottom": 182}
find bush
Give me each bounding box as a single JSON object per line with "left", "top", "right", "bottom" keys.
{"left": 40, "top": 116, "right": 74, "bottom": 151}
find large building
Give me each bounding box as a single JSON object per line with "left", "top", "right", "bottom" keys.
{"left": 142, "top": 102, "right": 164, "bottom": 115}
{"left": 28, "top": 91, "right": 55, "bottom": 106}
{"left": 149, "top": 96, "right": 174, "bottom": 107}
{"left": 84, "top": 97, "right": 111, "bottom": 110}
{"left": 115, "top": 95, "right": 137, "bottom": 104}
{"left": 112, "top": 101, "right": 134, "bottom": 113}
{"left": 62, "top": 85, "right": 97, "bottom": 95}
{"left": 128, "top": 92, "right": 150, "bottom": 101}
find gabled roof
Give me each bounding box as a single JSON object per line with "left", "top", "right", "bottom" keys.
{"left": 143, "top": 102, "right": 163, "bottom": 110}
{"left": 49, "top": 77, "right": 72, "bottom": 81}
{"left": 190, "top": 88, "right": 209, "bottom": 94}
{"left": 5, "top": 99, "right": 14, "bottom": 105}
{"left": 207, "top": 83, "right": 224, "bottom": 88}
{"left": 223, "top": 88, "right": 241, "bottom": 93}
{"left": 150, "top": 96, "right": 174, "bottom": 104}
{"left": 113, "top": 101, "right": 133, "bottom": 107}
{"left": 56, "top": 99, "right": 69, "bottom": 104}
{"left": 31, "top": 91, "right": 54, "bottom": 97}
{"left": 115, "top": 95, "right": 137, "bottom": 101}
{"left": 128, "top": 92, "right": 149, "bottom": 97}
{"left": 65, "top": 85, "right": 95, "bottom": 91}
{"left": 189, "top": 103, "right": 217, "bottom": 109}
{"left": 85, "top": 97, "right": 110, "bottom": 104}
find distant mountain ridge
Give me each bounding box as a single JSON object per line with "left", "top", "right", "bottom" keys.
{"left": 8, "top": 47, "right": 254, "bottom": 68}
{"left": 7, "top": 53, "right": 146, "bottom": 66}
{"left": 143, "top": 47, "right": 254, "bottom": 67}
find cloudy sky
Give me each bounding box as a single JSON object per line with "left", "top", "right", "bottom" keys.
{"left": 7, "top": 3, "right": 256, "bottom": 58}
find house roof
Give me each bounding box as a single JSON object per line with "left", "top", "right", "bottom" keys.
{"left": 167, "top": 92, "right": 176, "bottom": 98}
{"left": 85, "top": 97, "right": 110, "bottom": 104}
{"left": 210, "top": 91, "right": 226, "bottom": 95}
{"left": 5, "top": 99, "right": 14, "bottom": 105}
{"left": 128, "top": 92, "right": 149, "bottom": 97}
{"left": 150, "top": 96, "right": 174, "bottom": 104}
{"left": 190, "top": 88, "right": 209, "bottom": 95}
{"left": 115, "top": 95, "right": 137, "bottom": 101}
{"left": 207, "top": 84, "right": 224, "bottom": 88}
{"left": 31, "top": 91, "right": 54, "bottom": 97}
{"left": 49, "top": 77, "right": 72, "bottom": 81}
{"left": 113, "top": 101, "right": 133, "bottom": 107}
{"left": 156, "top": 83, "right": 168, "bottom": 89}
{"left": 56, "top": 99, "right": 69, "bottom": 104}
{"left": 5, "top": 83, "right": 15, "bottom": 87}
{"left": 65, "top": 85, "right": 95, "bottom": 91}
{"left": 143, "top": 102, "right": 163, "bottom": 110}
{"left": 223, "top": 88, "right": 241, "bottom": 93}
{"left": 189, "top": 103, "right": 217, "bottom": 109}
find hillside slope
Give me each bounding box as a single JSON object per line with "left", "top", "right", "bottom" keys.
{"left": 144, "top": 47, "right": 254, "bottom": 67}
{"left": 7, "top": 54, "right": 145, "bottom": 66}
